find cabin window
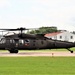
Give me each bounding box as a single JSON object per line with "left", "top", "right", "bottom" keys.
{"left": 2, "top": 39, "right": 6, "bottom": 43}
{"left": 70, "top": 36, "right": 73, "bottom": 39}
{"left": 19, "top": 40, "right": 24, "bottom": 44}
{"left": 25, "top": 39, "right": 30, "bottom": 43}
{"left": 10, "top": 40, "right": 15, "bottom": 43}
{"left": 13, "top": 40, "right": 15, "bottom": 43}
{"left": 10, "top": 40, "right": 13, "bottom": 43}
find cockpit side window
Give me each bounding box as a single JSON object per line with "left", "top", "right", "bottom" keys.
{"left": 0, "top": 39, "right": 6, "bottom": 44}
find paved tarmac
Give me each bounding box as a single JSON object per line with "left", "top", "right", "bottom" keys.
{"left": 0, "top": 51, "right": 75, "bottom": 57}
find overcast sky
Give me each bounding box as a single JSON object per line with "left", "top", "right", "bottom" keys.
{"left": 0, "top": 0, "right": 75, "bottom": 31}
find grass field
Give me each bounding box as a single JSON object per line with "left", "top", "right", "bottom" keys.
{"left": 0, "top": 57, "right": 75, "bottom": 75}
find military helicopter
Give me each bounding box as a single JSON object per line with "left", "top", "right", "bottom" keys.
{"left": 0, "top": 27, "right": 74, "bottom": 53}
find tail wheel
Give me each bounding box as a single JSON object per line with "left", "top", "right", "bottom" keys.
{"left": 67, "top": 48, "right": 73, "bottom": 53}
{"left": 71, "top": 51, "right": 73, "bottom": 53}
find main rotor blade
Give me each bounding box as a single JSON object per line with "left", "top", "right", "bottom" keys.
{"left": 0, "top": 27, "right": 29, "bottom": 31}
{"left": 0, "top": 30, "right": 8, "bottom": 32}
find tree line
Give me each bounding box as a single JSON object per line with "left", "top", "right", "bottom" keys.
{"left": 27, "top": 26, "right": 58, "bottom": 34}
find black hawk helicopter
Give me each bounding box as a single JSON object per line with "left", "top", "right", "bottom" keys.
{"left": 0, "top": 27, "right": 74, "bottom": 53}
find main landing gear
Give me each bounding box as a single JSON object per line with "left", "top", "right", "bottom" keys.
{"left": 67, "top": 48, "right": 73, "bottom": 53}
{"left": 9, "top": 49, "right": 18, "bottom": 53}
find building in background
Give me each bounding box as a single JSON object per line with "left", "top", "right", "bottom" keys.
{"left": 45, "top": 31, "right": 75, "bottom": 42}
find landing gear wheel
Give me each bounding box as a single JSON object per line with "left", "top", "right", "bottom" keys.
{"left": 71, "top": 51, "right": 73, "bottom": 53}
{"left": 14, "top": 49, "right": 18, "bottom": 53}
{"left": 10, "top": 50, "right": 14, "bottom": 53}
{"left": 9, "top": 49, "right": 18, "bottom": 53}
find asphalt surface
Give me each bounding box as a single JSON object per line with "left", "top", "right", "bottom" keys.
{"left": 0, "top": 51, "right": 75, "bottom": 57}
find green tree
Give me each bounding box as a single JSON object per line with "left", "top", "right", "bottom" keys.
{"left": 27, "top": 26, "right": 58, "bottom": 34}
